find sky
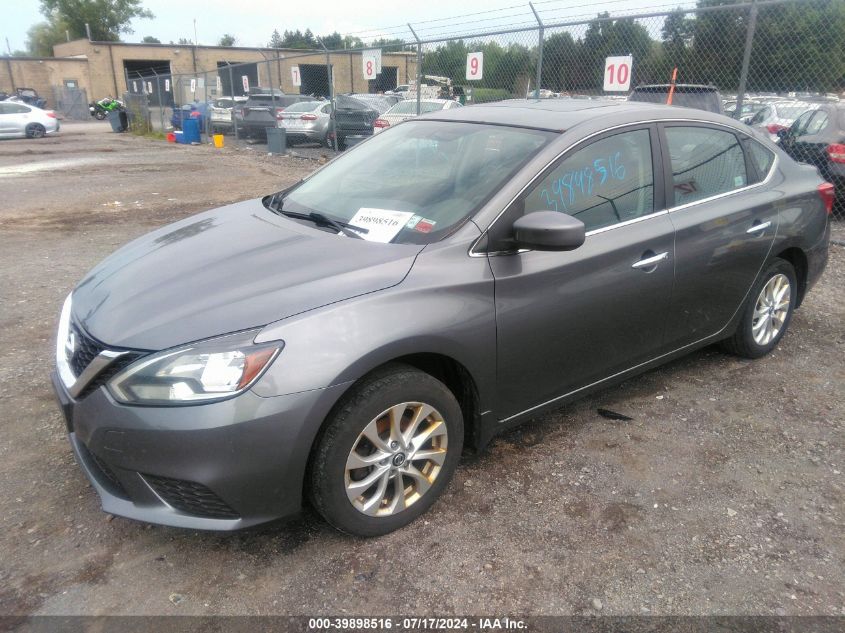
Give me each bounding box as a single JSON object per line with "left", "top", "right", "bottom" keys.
{"left": 4, "top": 0, "right": 690, "bottom": 54}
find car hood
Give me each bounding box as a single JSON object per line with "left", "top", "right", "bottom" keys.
{"left": 71, "top": 199, "right": 424, "bottom": 350}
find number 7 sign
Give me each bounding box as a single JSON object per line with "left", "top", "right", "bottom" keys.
{"left": 604, "top": 55, "right": 633, "bottom": 91}
{"left": 291, "top": 66, "right": 301, "bottom": 87}
{"left": 466, "top": 52, "right": 483, "bottom": 81}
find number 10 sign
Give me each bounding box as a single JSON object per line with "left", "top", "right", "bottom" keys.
{"left": 603, "top": 55, "right": 632, "bottom": 91}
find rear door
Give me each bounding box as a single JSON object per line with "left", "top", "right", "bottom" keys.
{"left": 0, "top": 103, "right": 15, "bottom": 135}
{"left": 660, "top": 123, "right": 777, "bottom": 349}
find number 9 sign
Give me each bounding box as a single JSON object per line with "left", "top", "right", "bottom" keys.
{"left": 466, "top": 52, "right": 483, "bottom": 81}
{"left": 604, "top": 55, "right": 633, "bottom": 92}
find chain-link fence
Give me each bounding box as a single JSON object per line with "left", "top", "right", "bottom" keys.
{"left": 121, "top": 0, "right": 844, "bottom": 151}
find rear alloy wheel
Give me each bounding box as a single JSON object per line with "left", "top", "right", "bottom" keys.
{"left": 309, "top": 365, "right": 463, "bottom": 536}
{"left": 26, "top": 123, "right": 46, "bottom": 139}
{"left": 721, "top": 259, "right": 797, "bottom": 358}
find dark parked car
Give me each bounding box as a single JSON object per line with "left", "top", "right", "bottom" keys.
{"left": 629, "top": 84, "right": 724, "bottom": 114}
{"left": 54, "top": 100, "right": 831, "bottom": 537}
{"left": 237, "top": 89, "right": 310, "bottom": 139}
{"left": 777, "top": 101, "right": 845, "bottom": 216}
{"left": 328, "top": 94, "right": 380, "bottom": 149}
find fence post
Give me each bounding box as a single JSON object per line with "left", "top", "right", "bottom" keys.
{"left": 154, "top": 71, "right": 164, "bottom": 133}
{"left": 530, "top": 2, "right": 544, "bottom": 99}
{"left": 408, "top": 23, "right": 422, "bottom": 116}
{"left": 228, "top": 64, "right": 239, "bottom": 141}
{"left": 735, "top": 0, "right": 758, "bottom": 120}
{"left": 318, "top": 39, "right": 337, "bottom": 152}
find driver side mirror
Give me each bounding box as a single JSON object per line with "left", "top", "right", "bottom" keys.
{"left": 776, "top": 128, "right": 789, "bottom": 140}
{"left": 512, "top": 211, "right": 585, "bottom": 251}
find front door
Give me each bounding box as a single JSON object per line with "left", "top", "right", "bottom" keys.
{"left": 660, "top": 124, "right": 778, "bottom": 349}
{"left": 486, "top": 126, "right": 676, "bottom": 420}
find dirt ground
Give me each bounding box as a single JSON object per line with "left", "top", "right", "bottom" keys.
{"left": 0, "top": 121, "right": 843, "bottom": 618}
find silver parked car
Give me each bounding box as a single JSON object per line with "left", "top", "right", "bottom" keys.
{"left": 277, "top": 100, "right": 331, "bottom": 146}
{"left": 0, "top": 101, "right": 60, "bottom": 139}
{"left": 749, "top": 101, "right": 818, "bottom": 142}
{"left": 53, "top": 100, "right": 831, "bottom": 537}
{"left": 374, "top": 98, "right": 462, "bottom": 133}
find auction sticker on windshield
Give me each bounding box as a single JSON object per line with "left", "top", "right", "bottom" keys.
{"left": 349, "top": 208, "right": 415, "bottom": 242}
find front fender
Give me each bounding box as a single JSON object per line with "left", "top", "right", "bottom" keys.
{"left": 251, "top": 239, "right": 497, "bottom": 417}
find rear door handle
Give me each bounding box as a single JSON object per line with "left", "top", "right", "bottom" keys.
{"left": 631, "top": 251, "right": 669, "bottom": 269}
{"left": 747, "top": 221, "right": 772, "bottom": 234}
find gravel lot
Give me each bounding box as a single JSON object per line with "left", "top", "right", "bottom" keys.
{"left": 0, "top": 122, "right": 843, "bottom": 618}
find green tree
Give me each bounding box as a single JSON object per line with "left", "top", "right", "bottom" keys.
{"left": 279, "top": 29, "right": 316, "bottom": 49}
{"left": 39, "top": 0, "right": 153, "bottom": 41}
{"left": 542, "top": 32, "right": 579, "bottom": 91}
{"left": 141, "top": 35, "right": 160, "bottom": 43}
{"left": 25, "top": 19, "right": 69, "bottom": 56}
{"left": 218, "top": 33, "right": 236, "bottom": 47}
{"left": 268, "top": 29, "right": 283, "bottom": 48}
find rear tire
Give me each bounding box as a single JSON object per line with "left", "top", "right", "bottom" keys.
{"left": 309, "top": 364, "right": 463, "bottom": 537}
{"left": 721, "top": 258, "right": 797, "bottom": 359}
{"left": 26, "top": 123, "right": 46, "bottom": 139}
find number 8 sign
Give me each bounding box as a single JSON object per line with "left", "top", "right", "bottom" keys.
{"left": 363, "top": 55, "right": 377, "bottom": 80}
{"left": 604, "top": 55, "right": 633, "bottom": 91}
{"left": 466, "top": 52, "right": 483, "bottom": 81}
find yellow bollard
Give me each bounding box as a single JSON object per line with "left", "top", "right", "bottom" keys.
{"left": 213, "top": 134, "right": 224, "bottom": 149}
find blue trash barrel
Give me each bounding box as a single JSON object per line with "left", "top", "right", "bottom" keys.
{"left": 182, "top": 118, "right": 201, "bottom": 144}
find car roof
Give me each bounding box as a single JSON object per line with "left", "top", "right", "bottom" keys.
{"left": 421, "top": 98, "right": 742, "bottom": 132}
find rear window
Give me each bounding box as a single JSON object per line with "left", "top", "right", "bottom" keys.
{"left": 335, "top": 95, "right": 370, "bottom": 111}
{"left": 389, "top": 101, "right": 444, "bottom": 115}
{"left": 665, "top": 126, "right": 747, "bottom": 204}
{"left": 285, "top": 101, "right": 322, "bottom": 112}
{"left": 629, "top": 87, "right": 722, "bottom": 113}
{"left": 777, "top": 104, "right": 809, "bottom": 119}
{"left": 746, "top": 140, "right": 775, "bottom": 182}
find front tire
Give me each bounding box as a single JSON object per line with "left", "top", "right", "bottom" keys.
{"left": 721, "top": 258, "right": 797, "bottom": 359}
{"left": 309, "top": 364, "right": 463, "bottom": 537}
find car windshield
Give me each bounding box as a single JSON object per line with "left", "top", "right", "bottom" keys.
{"left": 389, "top": 101, "right": 445, "bottom": 115}
{"left": 285, "top": 101, "right": 323, "bottom": 112}
{"left": 277, "top": 121, "right": 555, "bottom": 244}
{"left": 214, "top": 99, "right": 233, "bottom": 108}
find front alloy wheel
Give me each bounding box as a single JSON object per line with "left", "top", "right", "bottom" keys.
{"left": 345, "top": 402, "right": 448, "bottom": 516}
{"left": 310, "top": 364, "right": 463, "bottom": 536}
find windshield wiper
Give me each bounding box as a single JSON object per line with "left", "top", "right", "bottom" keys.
{"left": 279, "top": 209, "right": 368, "bottom": 239}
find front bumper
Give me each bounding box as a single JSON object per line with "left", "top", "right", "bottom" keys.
{"left": 52, "top": 370, "right": 349, "bottom": 530}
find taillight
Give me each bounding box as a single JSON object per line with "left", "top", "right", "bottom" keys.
{"left": 766, "top": 123, "right": 786, "bottom": 134}
{"left": 300, "top": 114, "right": 317, "bottom": 120}
{"left": 46, "top": 111, "right": 57, "bottom": 118}
{"left": 275, "top": 107, "right": 285, "bottom": 120}
{"left": 374, "top": 118, "right": 390, "bottom": 128}
{"left": 818, "top": 182, "right": 835, "bottom": 215}
{"left": 826, "top": 143, "right": 845, "bottom": 164}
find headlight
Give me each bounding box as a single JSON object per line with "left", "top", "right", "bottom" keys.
{"left": 108, "top": 333, "right": 282, "bottom": 405}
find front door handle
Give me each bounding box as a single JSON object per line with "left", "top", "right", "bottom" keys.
{"left": 631, "top": 251, "right": 669, "bottom": 270}
{"left": 746, "top": 221, "right": 772, "bottom": 234}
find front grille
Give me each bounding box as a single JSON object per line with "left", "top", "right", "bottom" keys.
{"left": 143, "top": 474, "right": 240, "bottom": 519}
{"left": 76, "top": 352, "right": 144, "bottom": 399}
{"left": 77, "top": 442, "right": 128, "bottom": 498}
{"left": 69, "top": 324, "right": 105, "bottom": 377}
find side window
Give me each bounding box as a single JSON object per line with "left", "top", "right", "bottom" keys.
{"left": 751, "top": 106, "right": 769, "bottom": 125}
{"left": 523, "top": 129, "right": 655, "bottom": 232}
{"left": 665, "top": 126, "right": 747, "bottom": 205}
{"left": 321, "top": 104, "right": 331, "bottom": 114}
{"left": 746, "top": 140, "right": 775, "bottom": 184}
{"left": 804, "top": 111, "right": 829, "bottom": 135}
{"left": 790, "top": 110, "right": 814, "bottom": 136}
{"left": 0, "top": 103, "right": 10, "bottom": 115}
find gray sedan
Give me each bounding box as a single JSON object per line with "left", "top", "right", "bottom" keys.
{"left": 53, "top": 100, "right": 831, "bottom": 536}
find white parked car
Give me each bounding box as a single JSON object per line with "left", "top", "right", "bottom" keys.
{"left": 749, "top": 101, "right": 818, "bottom": 142}
{"left": 373, "top": 99, "right": 462, "bottom": 133}
{"left": 209, "top": 96, "right": 247, "bottom": 133}
{"left": 0, "top": 101, "right": 60, "bottom": 139}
